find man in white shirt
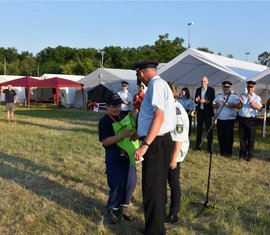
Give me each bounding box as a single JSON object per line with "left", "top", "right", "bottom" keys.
{"left": 118, "top": 81, "right": 132, "bottom": 116}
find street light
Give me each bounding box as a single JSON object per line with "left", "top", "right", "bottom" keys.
{"left": 100, "top": 50, "right": 105, "bottom": 68}
{"left": 188, "top": 22, "right": 194, "bottom": 48}
{"left": 245, "top": 52, "right": 250, "bottom": 61}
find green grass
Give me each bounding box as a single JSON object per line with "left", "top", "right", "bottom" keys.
{"left": 0, "top": 105, "right": 269, "bottom": 234}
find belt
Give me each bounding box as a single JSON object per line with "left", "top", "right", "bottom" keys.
{"left": 138, "top": 132, "right": 171, "bottom": 141}
{"left": 239, "top": 116, "right": 256, "bottom": 119}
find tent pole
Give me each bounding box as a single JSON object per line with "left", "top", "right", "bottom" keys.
{"left": 262, "top": 84, "right": 268, "bottom": 138}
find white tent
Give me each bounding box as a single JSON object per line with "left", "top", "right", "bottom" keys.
{"left": 248, "top": 69, "right": 270, "bottom": 137}
{"left": 158, "top": 48, "right": 268, "bottom": 95}
{"left": 38, "top": 74, "right": 84, "bottom": 107}
{"left": 73, "top": 68, "right": 138, "bottom": 108}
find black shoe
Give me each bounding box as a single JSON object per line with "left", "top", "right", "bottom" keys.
{"left": 246, "top": 154, "right": 254, "bottom": 162}
{"left": 224, "top": 153, "right": 232, "bottom": 158}
{"left": 120, "top": 206, "right": 133, "bottom": 221}
{"left": 165, "top": 214, "right": 178, "bottom": 224}
{"left": 239, "top": 154, "right": 245, "bottom": 160}
{"left": 107, "top": 209, "right": 120, "bottom": 224}
{"left": 193, "top": 146, "right": 201, "bottom": 151}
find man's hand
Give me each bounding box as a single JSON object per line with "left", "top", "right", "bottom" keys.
{"left": 169, "top": 159, "right": 177, "bottom": 169}
{"left": 134, "top": 145, "right": 148, "bottom": 161}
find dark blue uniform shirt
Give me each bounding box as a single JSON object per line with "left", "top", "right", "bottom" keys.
{"left": 98, "top": 114, "right": 129, "bottom": 174}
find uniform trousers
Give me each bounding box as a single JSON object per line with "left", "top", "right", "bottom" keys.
{"left": 107, "top": 164, "right": 136, "bottom": 209}
{"left": 142, "top": 133, "right": 173, "bottom": 235}
{"left": 238, "top": 116, "right": 257, "bottom": 157}
{"left": 196, "top": 109, "right": 213, "bottom": 150}
{"left": 167, "top": 162, "right": 181, "bottom": 216}
{"left": 217, "top": 119, "right": 235, "bottom": 156}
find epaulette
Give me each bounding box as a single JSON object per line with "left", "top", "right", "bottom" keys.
{"left": 176, "top": 107, "right": 181, "bottom": 115}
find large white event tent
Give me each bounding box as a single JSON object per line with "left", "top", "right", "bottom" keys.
{"left": 158, "top": 48, "right": 268, "bottom": 95}
{"left": 36, "top": 74, "right": 84, "bottom": 107}
{"left": 248, "top": 69, "right": 270, "bottom": 137}
{"left": 73, "top": 68, "right": 138, "bottom": 108}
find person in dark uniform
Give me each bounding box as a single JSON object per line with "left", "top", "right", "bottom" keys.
{"left": 98, "top": 93, "right": 136, "bottom": 224}
{"left": 237, "top": 81, "right": 262, "bottom": 161}
{"left": 213, "top": 81, "right": 239, "bottom": 157}
{"left": 132, "top": 60, "right": 176, "bottom": 235}
{"left": 194, "top": 76, "right": 215, "bottom": 152}
{"left": 3, "top": 84, "right": 18, "bottom": 122}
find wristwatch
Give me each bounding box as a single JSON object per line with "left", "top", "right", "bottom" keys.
{"left": 141, "top": 140, "right": 150, "bottom": 147}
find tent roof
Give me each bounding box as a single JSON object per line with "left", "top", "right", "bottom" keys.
{"left": 40, "top": 74, "right": 84, "bottom": 82}
{"left": 38, "top": 77, "right": 84, "bottom": 88}
{"left": 248, "top": 68, "right": 270, "bottom": 85}
{"left": 158, "top": 48, "right": 268, "bottom": 88}
{"left": 79, "top": 68, "right": 138, "bottom": 94}
{"left": 0, "top": 76, "right": 40, "bottom": 88}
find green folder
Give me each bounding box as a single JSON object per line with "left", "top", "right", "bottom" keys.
{"left": 112, "top": 113, "right": 139, "bottom": 166}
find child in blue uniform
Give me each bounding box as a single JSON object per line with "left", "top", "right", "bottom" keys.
{"left": 98, "top": 93, "right": 136, "bottom": 224}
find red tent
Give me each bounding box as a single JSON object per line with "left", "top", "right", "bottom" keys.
{"left": 37, "top": 77, "right": 84, "bottom": 107}
{"left": 0, "top": 76, "right": 40, "bottom": 105}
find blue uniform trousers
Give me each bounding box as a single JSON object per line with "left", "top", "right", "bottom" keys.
{"left": 107, "top": 164, "right": 137, "bottom": 209}
{"left": 217, "top": 119, "right": 235, "bottom": 156}
{"left": 238, "top": 116, "right": 257, "bottom": 157}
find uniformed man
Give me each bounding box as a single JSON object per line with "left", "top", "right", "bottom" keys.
{"left": 133, "top": 60, "right": 176, "bottom": 235}
{"left": 213, "top": 81, "right": 239, "bottom": 157}
{"left": 237, "top": 81, "right": 262, "bottom": 161}
{"left": 118, "top": 81, "right": 133, "bottom": 116}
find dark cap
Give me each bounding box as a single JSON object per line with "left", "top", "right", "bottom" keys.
{"left": 121, "top": 81, "right": 129, "bottom": 85}
{"left": 222, "top": 81, "right": 232, "bottom": 87}
{"left": 105, "top": 93, "right": 123, "bottom": 105}
{"left": 134, "top": 60, "right": 159, "bottom": 71}
{"left": 246, "top": 80, "right": 256, "bottom": 87}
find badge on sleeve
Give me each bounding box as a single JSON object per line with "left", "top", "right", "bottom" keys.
{"left": 176, "top": 124, "right": 183, "bottom": 134}
{"left": 176, "top": 107, "right": 181, "bottom": 115}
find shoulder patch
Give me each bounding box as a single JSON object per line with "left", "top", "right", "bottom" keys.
{"left": 176, "top": 107, "right": 181, "bottom": 115}
{"left": 176, "top": 124, "right": 183, "bottom": 134}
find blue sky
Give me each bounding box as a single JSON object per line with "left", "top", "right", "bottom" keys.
{"left": 0, "top": 1, "right": 269, "bottom": 63}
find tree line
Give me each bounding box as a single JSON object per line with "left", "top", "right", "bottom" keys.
{"left": 0, "top": 34, "right": 269, "bottom": 77}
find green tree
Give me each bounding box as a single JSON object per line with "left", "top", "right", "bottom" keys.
{"left": 258, "top": 51, "right": 270, "bottom": 66}
{"left": 197, "top": 47, "right": 214, "bottom": 54}
{"left": 154, "top": 33, "right": 185, "bottom": 62}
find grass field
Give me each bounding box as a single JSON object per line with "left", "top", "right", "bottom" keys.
{"left": 0, "top": 106, "right": 269, "bottom": 235}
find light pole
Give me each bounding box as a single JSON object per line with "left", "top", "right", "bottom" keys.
{"left": 100, "top": 50, "right": 105, "bottom": 68}
{"left": 188, "top": 22, "right": 194, "bottom": 48}
{"left": 245, "top": 52, "right": 250, "bottom": 61}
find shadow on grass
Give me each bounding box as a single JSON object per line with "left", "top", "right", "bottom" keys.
{"left": 15, "top": 108, "right": 103, "bottom": 122}
{"left": 0, "top": 151, "right": 143, "bottom": 234}
{"left": 14, "top": 119, "right": 98, "bottom": 135}
{"left": 0, "top": 152, "right": 108, "bottom": 196}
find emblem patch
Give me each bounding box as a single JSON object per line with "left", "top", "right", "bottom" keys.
{"left": 176, "top": 124, "right": 183, "bottom": 134}
{"left": 176, "top": 107, "right": 181, "bottom": 115}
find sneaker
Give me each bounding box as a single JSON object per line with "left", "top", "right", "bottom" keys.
{"left": 120, "top": 206, "right": 133, "bottom": 221}
{"left": 107, "top": 209, "right": 119, "bottom": 224}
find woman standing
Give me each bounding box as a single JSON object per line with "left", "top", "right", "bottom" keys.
{"left": 179, "top": 87, "right": 194, "bottom": 136}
